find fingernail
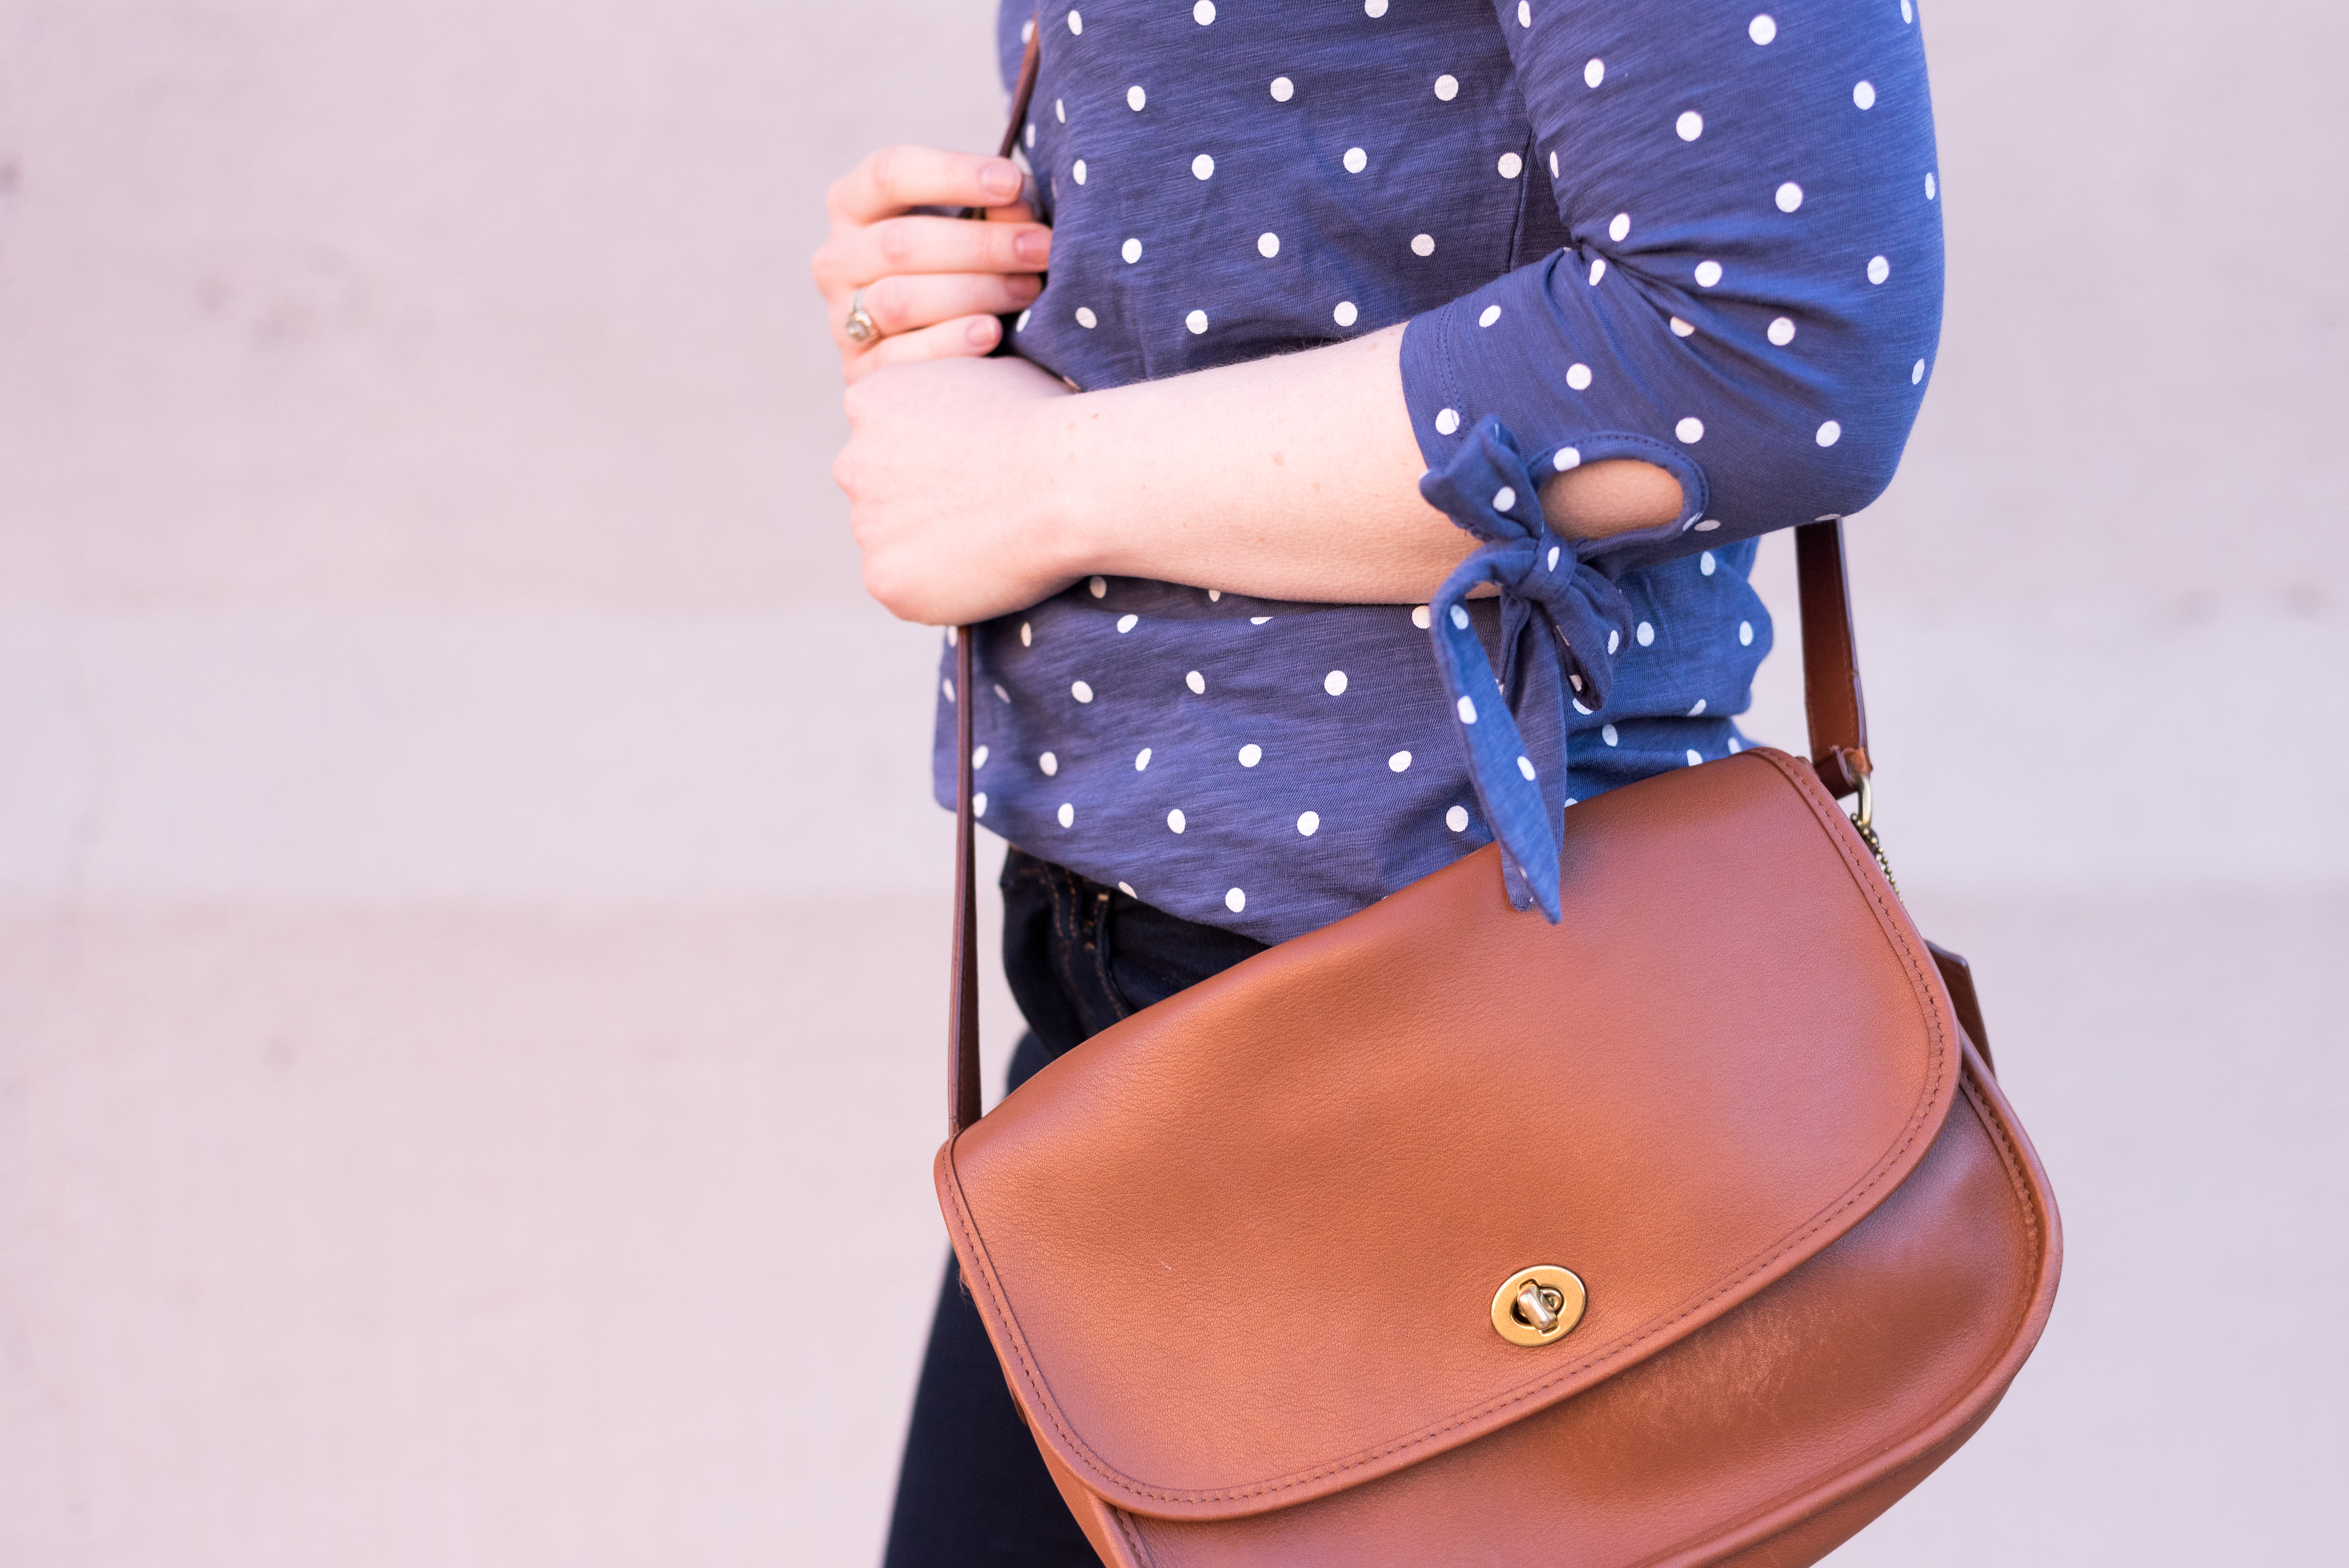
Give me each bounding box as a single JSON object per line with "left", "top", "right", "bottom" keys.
{"left": 967, "top": 317, "right": 1000, "bottom": 348}
{"left": 981, "top": 161, "right": 1022, "bottom": 200}
{"left": 1014, "top": 228, "right": 1050, "bottom": 265}
{"left": 1011, "top": 274, "right": 1043, "bottom": 301}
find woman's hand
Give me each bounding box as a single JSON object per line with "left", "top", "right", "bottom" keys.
{"left": 811, "top": 146, "right": 1052, "bottom": 384}
{"left": 836, "top": 354, "right": 1078, "bottom": 625}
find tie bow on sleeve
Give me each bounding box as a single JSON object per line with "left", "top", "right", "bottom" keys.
{"left": 1419, "top": 417, "right": 1636, "bottom": 922}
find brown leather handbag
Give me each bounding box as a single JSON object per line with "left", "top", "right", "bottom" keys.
{"left": 934, "top": 523, "right": 2060, "bottom": 1567}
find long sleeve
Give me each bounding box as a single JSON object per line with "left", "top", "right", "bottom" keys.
{"left": 1400, "top": 0, "right": 1943, "bottom": 573}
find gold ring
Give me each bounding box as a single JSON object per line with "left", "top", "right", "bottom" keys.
{"left": 844, "top": 288, "right": 881, "bottom": 345}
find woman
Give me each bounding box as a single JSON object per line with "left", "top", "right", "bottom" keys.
{"left": 814, "top": 2, "right": 1940, "bottom": 1560}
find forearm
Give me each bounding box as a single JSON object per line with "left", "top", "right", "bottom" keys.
{"left": 1035, "top": 325, "right": 1682, "bottom": 605}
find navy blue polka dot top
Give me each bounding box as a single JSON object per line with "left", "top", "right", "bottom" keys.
{"left": 933, "top": 0, "right": 1943, "bottom": 941}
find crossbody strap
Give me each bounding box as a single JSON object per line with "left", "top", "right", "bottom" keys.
{"left": 940, "top": 18, "right": 1873, "bottom": 1136}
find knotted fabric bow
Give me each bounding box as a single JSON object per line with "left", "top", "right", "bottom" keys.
{"left": 1420, "top": 417, "right": 1634, "bottom": 922}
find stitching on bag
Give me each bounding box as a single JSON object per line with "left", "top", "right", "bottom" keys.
{"left": 1632, "top": 1063, "right": 2053, "bottom": 1568}
{"left": 961, "top": 751, "right": 1960, "bottom": 1512}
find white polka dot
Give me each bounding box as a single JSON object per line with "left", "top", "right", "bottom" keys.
{"left": 1128, "top": 84, "right": 1147, "bottom": 110}
{"left": 1238, "top": 743, "right": 1262, "bottom": 767}
{"left": 1670, "top": 315, "right": 1695, "bottom": 337}
{"left": 1071, "top": 158, "right": 1087, "bottom": 184}
{"left": 1016, "top": 307, "right": 1032, "bottom": 331}
{"left": 1608, "top": 211, "right": 1631, "bottom": 242}
{"left": 1192, "top": 153, "right": 1215, "bottom": 180}
{"left": 1025, "top": 123, "right": 1036, "bottom": 147}
{"left": 1553, "top": 446, "right": 1581, "bottom": 470}
{"left": 1749, "top": 13, "right": 1777, "bottom": 44}
{"left": 1688, "top": 699, "right": 1708, "bottom": 716}
{"left": 1457, "top": 694, "right": 1479, "bottom": 723}
{"left": 1021, "top": 17, "right": 1034, "bottom": 41}
{"left": 1587, "top": 257, "right": 1607, "bottom": 285}
{"left": 1089, "top": 575, "right": 1107, "bottom": 598}
{"left": 1450, "top": 605, "right": 1470, "bottom": 629}
{"left": 1323, "top": 670, "right": 1348, "bottom": 696}
{"left": 1434, "top": 74, "right": 1460, "bottom": 101}
{"left": 1185, "top": 308, "right": 1209, "bottom": 334}
{"left": 1584, "top": 57, "right": 1604, "bottom": 89}
{"left": 973, "top": 791, "right": 987, "bottom": 816}
{"left": 1057, "top": 801, "right": 1075, "bottom": 827}
{"left": 1695, "top": 518, "right": 1721, "bottom": 531}
{"left": 1636, "top": 620, "right": 1655, "bottom": 646}
{"left": 1412, "top": 604, "right": 1431, "bottom": 629}
{"left": 1167, "top": 808, "right": 1187, "bottom": 833}
{"left": 1479, "top": 303, "right": 1502, "bottom": 327}
{"left": 1768, "top": 316, "right": 1796, "bottom": 345}
{"left": 1257, "top": 232, "right": 1280, "bottom": 258}
{"left": 1411, "top": 233, "right": 1436, "bottom": 257}
{"left": 1116, "top": 613, "right": 1139, "bottom": 632}
{"left": 1676, "top": 416, "right": 1705, "bottom": 443}
{"left": 1677, "top": 110, "right": 1704, "bottom": 141}
{"left": 1225, "top": 886, "right": 1246, "bottom": 912}
{"left": 994, "top": 683, "right": 1009, "bottom": 701}
{"left": 1563, "top": 796, "right": 1579, "bottom": 808}
{"left": 1493, "top": 485, "right": 1516, "bottom": 511}
{"left": 1270, "top": 76, "right": 1294, "bottom": 102}
{"left": 1117, "top": 881, "right": 1136, "bottom": 897}
{"left": 1739, "top": 620, "right": 1754, "bottom": 645}
{"left": 1816, "top": 420, "right": 1842, "bottom": 447}
{"left": 1572, "top": 697, "right": 1590, "bottom": 714}
{"left": 1334, "top": 300, "right": 1359, "bottom": 326}
{"left": 1297, "top": 810, "right": 1320, "bottom": 836}
{"left": 1070, "top": 681, "right": 1094, "bottom": 703}
{"left": 1040, "top": 750, "right": 1059, "bottom": 775}
{"left": 1446, "top": 804, "right": 1470, "bottom": 832}
{"left": 1901, "top": 0, "right": 1912, "bottom": 19}
{"left": 1185, "top": 670, "right": 1205, "bottom": 694}
{"left": 1135, "top": 747, "right": 1151, "bottom": 770}
{"left": 1550, "top": 150, "right": 1560, "bottom": 178}
{"left": 1776, "top": 181, "right": 1803, "bottom": 212}
{"left": 943, "top": 677, "right": 955, "bottom": 701}
{"left": 1193, "top": 0, "right": 1215, "bottom": 21}
{"left": 1912, "top": 358, "right": 1926, "bottom": 383}
{"left": 1700, "top": 551, "right": 1717, "bottom": 575}
{"left": 1853, "top": 79, "right": 1877, "bottom": 110}
{"left": 1606, "top": 629, "right": 1620, "bottom": 655}
{"left": 1547, "top": 545, "right": 1561, "bottom": 570}
{"left": 1602, "top": 723, "right": 1619, "bottom": 746}
{"left": 1075, "top": 306, "right": 1098, "bottom": 328}
{"left": 1867, "top": 254, "right": 1891, "bottom": 285}
{"left": 1926, "top": 171, "right": 1937, "bottom": 200}
{"left": 1207, "top": 589, "right": 1221, "bottom": 601}
{"left": 1517, "top": 755, "right": 1537, "bottom": 780}
{"left": 1566, "top": 362, "right": 1593, "bottom": 390}
{"left": 1343, "top": 146, "right": 1367, "bottom": 173}
{"left": 1434, "top": 407, "right": 1461, "bottom": 435}
{"left": 1365, "top": 0, "right": 1387, "bottom": 14}
{"left": 1726, "top": 738, "right": 1742, "bottom": 755}
{"left": 1694, "top": 259, "right": 1723, "bottom": 287}
{"left": 1498, "top": 151, "right": 1523, "bottom": 179}
{"left": 1020, "top": 621, "right": 1033, "bottom": 647}
{"left": 1067, "top": 10, "right": 1082, "bottom": 34}
{"left": 1388, "top": 750, "right": 1413, "bottom": 772}
{"left": 1249, "top": 615, "right": 1272, "bottom": 625}
{"left": 1121, "top": 237, "right": 1142, "bottom": 264}
{"left": 1685, "top": 749, "right": 1703, "bottom": 767}
{"left": 1517, "top": 0, "right": 1532, "bottom": 25}
{"left": 971, "top": 743, "right": 988, "bottom": 768}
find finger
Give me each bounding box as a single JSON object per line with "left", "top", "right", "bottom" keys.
{"left": 819, "top": 214, "right": 1050, "bottom": 294}
{"left": 843, "top": 271, "right": 1041, "bottom": 347}
{"left": 843, "top": 314, "right": 1004, "bottom": 384}
{"left": 983, "top": 200, "right": 1039, "bottom": 225}
{"left": 829, "top": 145, "right": 1025, "bottom": 226}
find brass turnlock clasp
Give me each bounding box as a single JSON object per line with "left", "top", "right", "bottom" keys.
{"left": 1491, "top": 1266, "right": 1587, "bottom": 1347}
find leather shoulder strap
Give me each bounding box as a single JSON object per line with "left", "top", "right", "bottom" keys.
{"left": 1795, "top": 519, "right": 1870, "bottom": 796}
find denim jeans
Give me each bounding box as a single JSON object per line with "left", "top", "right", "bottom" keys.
{"left": 881, "top": 848, "right": 1266, "bottom": 1568}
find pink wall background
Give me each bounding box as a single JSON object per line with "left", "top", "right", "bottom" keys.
{"left": 1, "top": 1, "right": 2342, "bottom": 1563}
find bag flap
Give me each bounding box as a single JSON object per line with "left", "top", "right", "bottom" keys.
{"left": 937, "top": 749, "right": 1957, "bottom": 1521}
